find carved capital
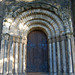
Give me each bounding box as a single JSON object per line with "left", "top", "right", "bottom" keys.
{"left": 9, "top": 35, "right": 26, "bottom": 43}
{"left": 60, "top": 35, "right": 66, "bottom": 41}
{"left": 48, "top": 39, "right": 51, "bottom": 44}
{"left": 1, "top": 34, "right": 5, "bottom": 40}
{"left": 22, "top": 36, "right": 26, "bottom": 44}
{"left": 14, "top": 36, "right": 19, "bottom": 43}
{"left": 56, "top": 36, "right": 60, "bottom": 42}
{"left": 19, "top": 37, "right": 22, "bottom": 43}
{"left": 2, "top": 33, "right": 10, "bottom": 40}
{"left": 18, "top": 36, "right": 26, "bottom": 43}
{"left": 52, "top": 38, "right": 55, "bottom": 42}
{"left": 9, "top": 36, "right": 13, "bottom": 42}
{"left": 15, "top": 37, "right": 19, "bottom": 43}
{"left": 65, "top": 32, "right": 74, "bottom": 39}
{"left": 13, "top": 36, "right": 15, "bottom": 42}
{"left": 66, "top": 34, "right": 71, "bottom": 39}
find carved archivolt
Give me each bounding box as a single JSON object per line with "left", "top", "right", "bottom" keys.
{"left": 3, "top": 2, "right": 65, "bottom": 38}
{"left": 0, "top": 2, "right": 74, "bottom": 75}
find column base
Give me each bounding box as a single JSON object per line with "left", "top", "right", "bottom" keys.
{"left": 49, "top": 73, "right": 57, "bottom": 75}
{"left": 49, "top": 73, "right": 75, "bottom": 75}
{"left": 18, "top": 73, "right": 25, "bottom": 75}
{"left": 0, "top": 73, "right": 75, "bottom": 75}
{"left": 7, "top": 73, "right": 13, "bottom": 75}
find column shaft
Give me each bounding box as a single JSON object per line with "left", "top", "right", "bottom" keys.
{"left": 15, "top": 42, "right": 18, "bottom": 73}
{"left": 0, "top": 37, "right": 5, "bottom": 73}
{"left": 9, "top": 36, "right": 14, "bottom": 73}
{"left": 3, "top": 39, "right": 8, "bottom": 73}
{"left": 61, "top": 40, "right": 66, "bottom": 72}
{"left": 71, "top": 36, "right": 75, "bottom": 72}
{"left": 53, "top": 42, "right": 57, "bottom": 72}
{"left": 57, "top": 41, "right": 61, "bottom": 72}
{"left": 19, "top": 43, "right": 22, "bottom": 73}
{"left": 67, "top": 38, "right": 73, "bottom": 73}
{"left": 23, "top": 44, "right": 26, "bottom": 73}
{"left": 49, "top": 43, "right": 53, "bottom": 73}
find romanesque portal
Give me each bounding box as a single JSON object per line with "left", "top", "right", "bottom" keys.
{"left": 0, "top": 1, "right": 74, "bottom": 75}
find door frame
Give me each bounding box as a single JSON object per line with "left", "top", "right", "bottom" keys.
{"left": 24, "top": 27, "right": 51, "bottom": 74}
{"left": 26, "top": 30, "right": 49, "bottom": 73}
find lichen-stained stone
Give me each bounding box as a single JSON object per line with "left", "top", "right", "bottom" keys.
{"left": 0, "top": 0, "right": 75, "bottom": 75}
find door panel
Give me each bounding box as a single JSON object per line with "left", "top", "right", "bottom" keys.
{"left": 27, "top": 30, "right": 48, "bottom": 73}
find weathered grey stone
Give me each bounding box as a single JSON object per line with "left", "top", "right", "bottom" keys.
{"left": 0, "top": 0, "right": 75, "bottom": 75}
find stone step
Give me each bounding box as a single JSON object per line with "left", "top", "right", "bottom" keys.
{"left": 27, "top": 72, "right": 49, "bottom": 75}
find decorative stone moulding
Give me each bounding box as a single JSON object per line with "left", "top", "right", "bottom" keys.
{"left": 0, "top": 1, "right": 74, "bottom": 75}
{"left": 3, "top": 2, "right": 67, "bottom": 38}
{"left": 4, "top": 1, "right": 73, "bottom": 36}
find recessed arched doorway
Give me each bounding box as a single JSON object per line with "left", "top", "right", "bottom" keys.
{"left": 26, "top": 30, "right": 49, "bottom": 74}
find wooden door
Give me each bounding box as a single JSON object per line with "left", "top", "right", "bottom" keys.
{"left": 27, "top": 30, "right": 49, "bottom": 73}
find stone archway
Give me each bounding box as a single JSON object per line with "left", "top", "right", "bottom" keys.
{"left": 0, "top": 2, "right": 74, "bottom": 75}
{"left": 23, "top": 26, "right": 51, "bottom": 75}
